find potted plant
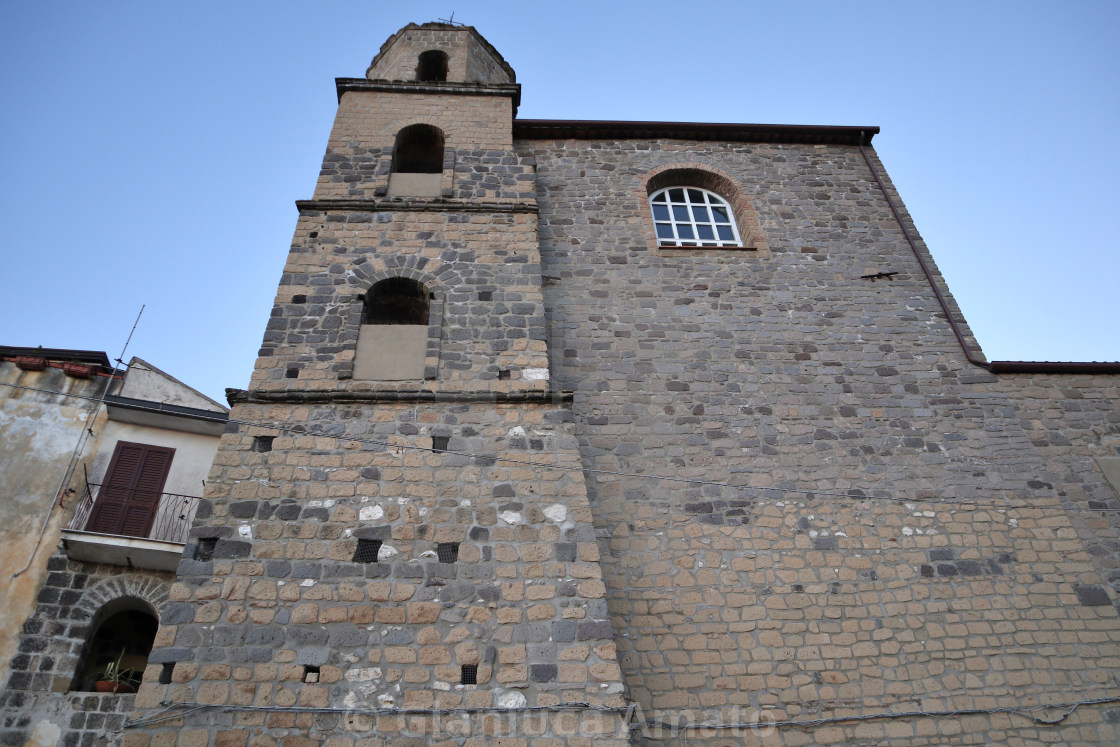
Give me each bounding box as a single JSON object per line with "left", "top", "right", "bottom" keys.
{"left": 93, "top": 651, "right": 137, "bottom": 694}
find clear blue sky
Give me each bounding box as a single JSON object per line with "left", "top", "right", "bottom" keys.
{"left": 1, "top": 1, "right": 1117, "bottom": 403}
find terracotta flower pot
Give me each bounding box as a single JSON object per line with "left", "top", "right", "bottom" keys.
{"left": 94, "top": 680, "right": 134, "bottom": 694}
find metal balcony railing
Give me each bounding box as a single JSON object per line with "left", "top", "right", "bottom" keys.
{"left": 67, "top": 483, "right": 201, "bottom": 545}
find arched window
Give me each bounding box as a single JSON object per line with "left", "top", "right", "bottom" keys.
{"left": 354, "top": 277, "right": 433, "bottom": 381}
{"left": 392, "top": 124, "right": 445, "bottom": 174}
{"left": 73, "top": 599, "right": 158, "bottom": 692}
{"left": 649, "top": 187, "right": 742, "bottom": 247}
{"left": 416, "top": 50, "right": 449, "bottom": 82}
{"left": 363, "top": 277, "right": 430, "bottom": 325}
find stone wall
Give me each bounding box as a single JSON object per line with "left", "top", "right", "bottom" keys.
{"left": 523, "top": 135, "right": 1120, "bottom": 743}
{"left": 0, "top": 553, "right": 172, "bottom": 747}
{"left": 254, "top": 205, "right": 549, "bottom": 392}
{"left": 997, "top": 372, "right": 1120, "bottom": 595}
{"left": 124, "top": 398, "right": 627, "bottom": 744}
{"left": 312, "top": 92, "right": 514, "bottom": 201}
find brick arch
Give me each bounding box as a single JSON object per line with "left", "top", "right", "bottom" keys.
{"left": 388, "top": 115, "right": 447, "bottom": 135}
{"left": 636, "top": 162, "right": 769, "bottom": 255}
{"left": 72, "top": 575, "right": 170, "bottom": 622}
{"left": 60, "top": 573, "right": 170, "bottom": 692}
{"left": 348, "top": 257, "right": 474, "bottom": 303}
{"left": 349, "top": 261, "right": 448, "bottom": 298}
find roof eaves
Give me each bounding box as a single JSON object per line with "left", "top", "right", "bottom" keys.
{"left": 987, "top": 360, "right": 1120, "bottom": 375}
{"left": 104, "top": 395, "right": 230, "bottom": 423}
{"left": 513, "top": 119, "right": 878, "bottom": 146}
{"left": 0, "top": 346, "right": 113, "bottom": 373}
{"left": 336, "top": 78, "right": 521, "bottom": 108}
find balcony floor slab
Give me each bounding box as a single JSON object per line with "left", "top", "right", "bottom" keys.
{"left": 60, "top": 530, "right": 185, "bottom": 572}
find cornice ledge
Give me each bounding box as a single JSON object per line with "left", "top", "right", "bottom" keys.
{"left": 228, "top": 388, "right": 574, "bottom": 405}
{"left": 295, "top": 198, "right": 538, "bottom": 214}
{"left": 336, "top": 78, "right": 521, "bottom": 107}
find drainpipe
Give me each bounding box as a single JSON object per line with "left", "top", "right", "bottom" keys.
{"left": 857, "top": 134, "right": 992, "bottom": 370}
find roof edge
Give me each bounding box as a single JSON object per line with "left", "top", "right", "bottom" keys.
{"left": 513, "top": 119, "right": 878, "bottom": 146}
{"left": 0, "top": 346, "right": 113, "bottom": 373}
{"left": 336, "top": 78, "right": 520, "bottom": 108}
{"left": 105, "top": 394, "right": 230, "bottom": 424}
{"left": 988, "top": 360, "right": 1120, "bottom": 375}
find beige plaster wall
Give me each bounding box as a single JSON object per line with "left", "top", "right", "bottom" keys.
{"left": 0, "top": 364, "right": 109, "bottom": 685}
{"left": 88, "top": 421, "right": 222, "bottom": 501}
{"left": 119, "top": 358, "right": 227, "bottom": 413}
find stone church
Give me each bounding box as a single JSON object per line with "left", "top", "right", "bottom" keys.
{"left": 5, "top": 21, "right": 1120, "bottom": 746}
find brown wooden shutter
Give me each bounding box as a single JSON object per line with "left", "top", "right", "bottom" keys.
{"left": 86, "top": 441, "right": 175, "bottom": 538}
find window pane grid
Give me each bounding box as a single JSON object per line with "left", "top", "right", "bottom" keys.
{"left": 651, "top": 188, "right": 741, "bottom": 247}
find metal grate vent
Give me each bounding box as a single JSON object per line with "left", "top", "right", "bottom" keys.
{"left": 432, "top": 436, "right": 449, "bottom": 452}
{"left": 159, "top": 663, "right": 175, "bottom": 685}
{"left": 437, "top": 542, "right": 460, "bottom": 564}
{"left": 354, "top": 539, "right": 383, "bottom": 563}
{"left": 460, "top": 664, "right": 478, "bottom": 685}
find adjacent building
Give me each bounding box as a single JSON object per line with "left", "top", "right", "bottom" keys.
{"left": 0, "top": 347, "right": 227, "bottom": 744}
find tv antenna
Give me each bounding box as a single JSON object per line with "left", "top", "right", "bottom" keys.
{"left": 437, "top": 12, "right": 464, "bottom": 26}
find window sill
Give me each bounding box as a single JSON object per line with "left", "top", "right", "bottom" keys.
{"left": 657, "top": 244, "right": 756, "bottom": 251}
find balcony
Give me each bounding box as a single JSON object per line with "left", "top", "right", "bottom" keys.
{"left": 61, "top": 484, "right": 201, "bottom": 571}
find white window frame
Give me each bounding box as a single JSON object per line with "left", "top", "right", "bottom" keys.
{"left": 650, "top": 187, "right": 741, "bottom": 247}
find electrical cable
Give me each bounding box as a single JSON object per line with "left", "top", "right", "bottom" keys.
{"left": 210, "top": 418, "right": 1115, "bottom": 511}
{"left": 124, "top": 700, "right": 627, "bottom": 728}
{"left": 12, "top": 379, "right": 1120, "bottom": 573}
{"left": 1, "top": 378, "right": 1117, "bottom": 513}
{"left": 121, "top": 694, "right": 1120, "bottom": 733}
{"left": 637, "top": 693, "right": 1120, "bottom": 732}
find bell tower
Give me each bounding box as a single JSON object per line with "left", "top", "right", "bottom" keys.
{"left": 131, "top": 23, "right": 628, "bottom": 746}
{"left": 272, "top": 22, "right": 542, "bottom": 390}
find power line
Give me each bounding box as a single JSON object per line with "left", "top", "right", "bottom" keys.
{"left": 121, "top": 693, "right": 1120, "bottom": 733}
{"left": 221, "top": 415, "right": 1116, "bottom": 513}
{"left": 2, "top": 379, "right": 1117, "bottom": 513}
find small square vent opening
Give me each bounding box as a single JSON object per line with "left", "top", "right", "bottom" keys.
{"left": 354, "top": 539, "right": 383, "bottom": 563}
{"left": 195, "top": 538, "right": 217, "bottom": 562}
{"left": 437, "top": 542, "right": 460, "bottom": 564}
